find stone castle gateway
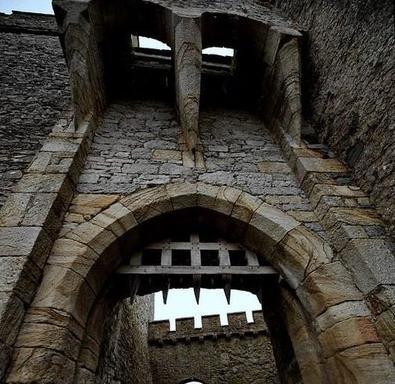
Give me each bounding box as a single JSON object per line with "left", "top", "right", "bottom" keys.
{"left": 0, "top": 0, "right": 394, "bottom": 383}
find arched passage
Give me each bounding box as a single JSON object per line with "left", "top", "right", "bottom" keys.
{"left": 7, "top": 183, "right": 393, "bottom": 383}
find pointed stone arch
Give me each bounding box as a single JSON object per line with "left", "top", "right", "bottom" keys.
{"left": 7, "top": 182, "right": 394, "bottom": 383}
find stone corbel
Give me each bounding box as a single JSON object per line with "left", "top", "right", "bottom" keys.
{"left": 171, "top": 15, "right": 203, "bottom": 155}
{"left": 262, "top": 26, "right": 303, "bottom": 145}
{"left": 53, "top": 0, "right": 106, "bottom": 128}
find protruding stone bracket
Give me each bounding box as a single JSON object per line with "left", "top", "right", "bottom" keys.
{"left": 53, "top": 0, "right": 106, "bottom": 129}
{"left": 262, "top": 26, "right": 303, "bottom": 144}
{"left": 171, "top": 15, "right": 203, "bottom": 156}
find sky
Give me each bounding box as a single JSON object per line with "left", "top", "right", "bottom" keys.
{"left": 0, "top": 0, "right": 53, "bottom": 14}
{"left": 2, "top": 0, "right": 256, "bottom": 327}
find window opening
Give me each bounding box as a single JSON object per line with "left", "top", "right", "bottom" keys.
{"left": 172, "top": 249, "right": 191, "bottom": 266}
{"left": 141, "top": 249, "right": 162, "bottom": 266}
{"left": 203, "top": 47, "right": 234, "bottom": 57}
{"left": 229, "top": 250, "right": 247, "bottom": 266}
{"left": 201, "top": 250, "right": 220, "bottom": 266}
{"left": 137, "top": 36, "right": 171, "bottom": 50}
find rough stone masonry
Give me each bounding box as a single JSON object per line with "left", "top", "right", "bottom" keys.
{"left": 0, "top": 1, "right": 394, "bottom": 384}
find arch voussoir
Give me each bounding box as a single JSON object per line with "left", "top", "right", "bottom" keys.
{"left": 7, "top": 182, "right": 394, "bottom": 383}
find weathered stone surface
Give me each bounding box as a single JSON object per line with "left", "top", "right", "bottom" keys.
{"left": 298, "top": 262, "right": 363, "bottom": 317}
{"left": 0, "top": 193, "right": 64, "bottom": 236}
{"left": 12, "top": 173, "right": 74, "bottom": 205}
{"left": 120, "top": 186, "right": 173, "bottom": 223}
{"left": 15, "top": 321, "right": 81, "bottom": 360}
{"left": 375, "top": 308, "right": 395, "bottom": 360}
{"left": 32, "top": 264, "right": 96, "bottom": 325}
{"left": 326, "top": 343, "right": 395, "bottom": 384}
{"left": 259, "top": 161, "right": 291, "bottom": 173}
{"left": 6, "top": 347, "right": 75, "bottom": 384}
{"left": 90, "top": 203, "right": 136, "bottom": 237}
{"left": 0, "top": 227, "right": 52, "bottom": 268}
{"left": 275, "top": 0, "right": 395, "bottom": 235}
{"left": 245, "top": 202, "right": 300, "bottom": 256}
{"left": 152, "top": 149, "right": 182, "bottom": 163}
{"left": 296, "top": 157, "right": 347, "bottom": 181}
{"left": 274, "top": 225, "right": 332, "bottom": 288}
{"left": 148, "top": 312, "right": 278, "bottom": 384}
{"left": 70, "top": 194, "right": 120, "bottom": 217}
{"left": 0, "top": 292, "right": 25, "bottom": 346}
{"left": 318, "top": 316, "right": 379, "bottom": 358}
{"left": 173, "top": 15, "right": 202, "bottom": 151}
{"left": 316, "top": 301, "right": 371, "bottom": 332}
{"left": 66, "top": 221, "right": 116, "bottom": 255}
{"left": 309, "top": 184, "right": 365, "bottom": 209}
{"left": 0, "top": 21, "right": 71, "bottom": 208}
{"left": 339, "top": 238, "right": 395, "bottom": 294}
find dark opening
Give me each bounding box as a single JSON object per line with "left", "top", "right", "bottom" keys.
{"left": 172, "top": 250, "right": 191, "bottom": 266}
{"left": 201, "top": 250, "right": 220, "bottom": 266}
{"left": 229, "top": 250, "right": 247, "bottom": 266}
{"left": 141, "top": 249, "right": 162, "bottom": 265}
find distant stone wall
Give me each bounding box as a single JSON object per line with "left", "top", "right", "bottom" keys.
{"left": 149, "top": 311, "right": 279, "bottom": 384}
{"left": 0, "top": 12, "right": 71, "bottom": 207}
{"left": 273, "top": 0, "right": 395, "bottom": 235}
{"left": 96, "top": 296, "right": 154, "bottom": 384}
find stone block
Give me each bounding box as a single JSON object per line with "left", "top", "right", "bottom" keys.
{"left": 33, "top": 264, "right": 96, "bottom": 325}
{"left": 298, "top": 262, "right": 362, "bottom": 317}
{"left": 0, "top": 227, "right": 52, "bottom": 268}
{"left": 258, "top": 161, "right": 291, "bottom": 174}
{"left": 153, "top": 149, "right": 182, "bottom": 162}
{"left": 15, "top": 321, "right": 81, "bottom": 361}
{"left": 339, "top": 238, "right": 395, "bottom": 295}
{"left": 323, "top": 207, "right": 383, "bottom": 228}
{"left": 214, "top": 186, "right": 242, "bottom": 216}
{"left": 0, "top": 292, "right": 25, "bottom": 346}
{"left": 375, "top": 308, "right": 395, "bottom": 360}
{"left": 273, "top": 226, "right": 333, "bottom": 289}
{"left": 326, "top": 344, "right": 395, "bottom": 384}
{"left": 90, "top": 203, "right": 137, "bottom": 237}
{"left": 231, "top": 192, "right": 262, "bottom": 224}
{"left": 48, "top": 238, "right": 99, "bottom": 284}
{"left": 6, "top": 347, "right": 76, "bottom": 384}
{"left": 318, "top": 316, "right": 379, "bottom": 358}
{"left": 66, "top": 221, "right": 116, "bottom": 255}
{"left": 70, "top": 193, "right": 119, "bottom": 216}
{"left": 166, "top": 182, "right": 197, "bottom": 210}
{"left": 0, "top": 256, "right": 41, "bottom": 304}
{"left": 296, "top": 157, "right": 347, "bottom": 182}
{"left": 316, "top": 301, "right": 371, "bottom": 332}
{"left": 0, "top": 193, "right": 64, "bottom": 237}
{"left": 310, "top": 184, "right": 365, "bottom": 209}
{"left": 121, "top": 186, "right": 173, "bottom": 223}
{"left": 13, "top": 173, "right": 74, "bottom": 204}
{"left": 244, "top": 203, "right": 300, "bottom": 258}
{"left": 196, "top": 182, "right": 219, "bottom": 211}
{"left": 41, "top": 136, "right": 81, "bottom": 153}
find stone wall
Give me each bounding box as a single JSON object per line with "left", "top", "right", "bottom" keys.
{"left": 0, "top": 12, "right": 71, "bottom": 207}
{"left": 76, "top": 100, "right": 325, "bottom": 239}
{"left": 149, "top": 311, "right": 279, "bottom": 384}
{"left": 273, "top": 0, "right": 395, "bottom": 235}
{"left": 96, "top": 296, "right": 154, "bottom": 384}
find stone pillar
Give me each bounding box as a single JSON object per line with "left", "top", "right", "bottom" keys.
{"left": 262, "top": 26, "right": 303, "bottom": 144}
{"left": 172, "top": 15, "right": 202, "bottom": 153}
{"left": 53, "top": 0, "right": 106, "bottom": 128}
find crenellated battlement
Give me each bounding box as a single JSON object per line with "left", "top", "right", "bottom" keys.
{"left": 149, "top": 311, "right": 268, "bottom": 345}
{"left": 0, "top": 11, "right": 58, "bottom": 35}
